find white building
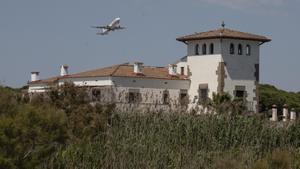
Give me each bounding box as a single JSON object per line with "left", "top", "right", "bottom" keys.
{"left": 28, "top": 26, "right": 270, "bottom": 113}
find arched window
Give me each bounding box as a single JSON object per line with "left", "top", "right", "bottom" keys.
{"left": 202, "top": 44, "right": 207, "bottom": 55}
{"left": 230, "top": 43, "right": 235, "bottom": 54}
{"left": 195, "top": 44, "right": 199, "bottom": 55}
{"left": 246, "top": 45, "right": 251, "bottom": 55}
{"left": 209, "top": 43, "right": 214, "bottom": 54}
{"left": 238, "top": 44, "right": 243, "bottom": 55}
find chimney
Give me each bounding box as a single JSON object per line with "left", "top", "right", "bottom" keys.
{"left": 168, "top": 64, "right": 177, "bottom": 76}
{"left": 133, "top": 62, "right": 143, "bottom": 74}
{"left": 60, "top": 65, "right": 69, "bottom": 76}
{"left": 31, "top": 72, "right": 40, "bottom": 82}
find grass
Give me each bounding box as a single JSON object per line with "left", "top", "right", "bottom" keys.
{"left": 57, "top": 112, "right": 300, "bottom": 169}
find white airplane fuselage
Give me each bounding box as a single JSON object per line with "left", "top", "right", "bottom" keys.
{"left": 109, "top": 18, "right": 121, "bottom": 29}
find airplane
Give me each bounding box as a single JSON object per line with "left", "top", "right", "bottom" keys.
{"left": 91, "top": 17, "right": 125, "bottom": 35}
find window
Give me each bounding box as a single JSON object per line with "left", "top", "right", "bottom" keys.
{"left": 180, "top": 67, "right": 184, "bottom": 75}
{"left": 179, "top": 89, "right": 188, "bottom": 105}
{"left": 198, "top": 84, "right": 208, "bottom": 103}
{"left": 209, "top": 43, "right": 214, "bottom": 54}
{"left": 128, "top": 89, "right": 141, "bottom": 103}
{"left": 180, "top": 93, "right": 187, "bottom": 103}
{"left": 195, "top": 44, "right": 199, "bottom": 55}
{"left": 235, "top": 90, "right": 244, "bottom": 98}
{"left": 162, "top": 90, "right": 169, "bottom": 105}
{"left": 128, "top": 92, "right": 135, "bottom": 103}
{"left": 230, "top": 43, "right": 235, "bottom": 54}
{"left": 238, "top": 44, "right": 243, "bottom": 55}
{"left": 246, "top": 45, "right": 251, "bottom": 55}
{"left": 91, "top": 89, "right": 101, "bottom": 101}
{"left": 202, "top": 44, "right": 207, "bottom": 55}
{"left": 234, "top": 86, "right": 246, "bottom": 100}
{"left": 200, "top": 89, "right": 208, "bottom": 102}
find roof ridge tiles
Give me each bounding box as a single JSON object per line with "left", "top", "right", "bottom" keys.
{"left": 176, "top": 27, "right": 271, "bottom": 42}
{"left": 110, "top": 63, "right": 124, "bottom": 76}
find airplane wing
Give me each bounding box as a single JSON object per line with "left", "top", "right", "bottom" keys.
{"left": 111, "top": 26, "right": 125, "bottom": 31}
{"left": 91, "top": 26, "right": 109, "bottom": 29}
{"left": 116, "top": 26, "right": 125, "bottom": 30}
{"left": 96, "top": 32, "right": 109, "bottom": 35}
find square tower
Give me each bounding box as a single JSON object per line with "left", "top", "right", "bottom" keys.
{"left": 176, "top": 26, "right": 271, "bottom": 113}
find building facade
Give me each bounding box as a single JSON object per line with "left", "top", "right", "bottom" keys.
{"left": 28, "top": 26, "right": 270, "bottom": 113}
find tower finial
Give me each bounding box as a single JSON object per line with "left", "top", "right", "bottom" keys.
{"left": 221, "top": 21, "right": 225, "bottom": 28}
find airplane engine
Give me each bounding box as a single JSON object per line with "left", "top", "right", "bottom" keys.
{"left": 102, "top": 28, "right": 108, "bottom": 34}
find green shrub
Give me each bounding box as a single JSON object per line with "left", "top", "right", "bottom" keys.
{"left": 0, "top": 105, "right": 67, "bottom": 169}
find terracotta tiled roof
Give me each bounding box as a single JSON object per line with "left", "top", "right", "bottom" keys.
{"left": 66, "top": 64, "right": 121, "bottom": 78}
{"left": 28, "top": 63, "right": 188, "bottom": 85}
{"left": 28, "top": 76, "right": 60, "bottom": 85}
{"left": 176, "top": 28, "right": 271, "bottom": 43}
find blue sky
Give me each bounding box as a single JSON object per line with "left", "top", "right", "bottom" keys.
{"left": 0, "top": 0, "right": 299, "bottom": 91}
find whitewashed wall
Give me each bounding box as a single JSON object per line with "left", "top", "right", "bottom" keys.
{"left": 187, "top": 54, "right": 222, "bottom": 100}
{"left": 176, "top": 61, "right": 188, "bottom": 75}
{"left": 59, "top": 77, "right": 113, "bottom": 86}
{"left": 28, "top": 83, "right": 49, "bottom": 93}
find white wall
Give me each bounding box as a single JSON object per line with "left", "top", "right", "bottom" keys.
{"left": 28, "top": 76, "right": 113, "bottom": 93}
{"left": 59, "top": 76, "right": 113, "bottom": 86}
{"left": 176, "top": 61, "right": 188, "bottom": 75}
{"left": 28, "top": 84, "right": 48, "bottom": 93}
{"left": 187, "top": 54, "right": 222, "bottom": 100}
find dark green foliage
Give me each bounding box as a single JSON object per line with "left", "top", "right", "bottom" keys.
{"left": 210, "top": 92, "right": 246, "bottom": 115}
{"left": 260, "top": 84, "right": 300, "bottom": 113}
{"left": 0, "top": 104, "right": 67, "bottom": 169}
{"left": 0, "top": 86, "right": 21, "bottom": 116}
{"left": 46, "top": 83, "right": 90, "bottom": 114}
